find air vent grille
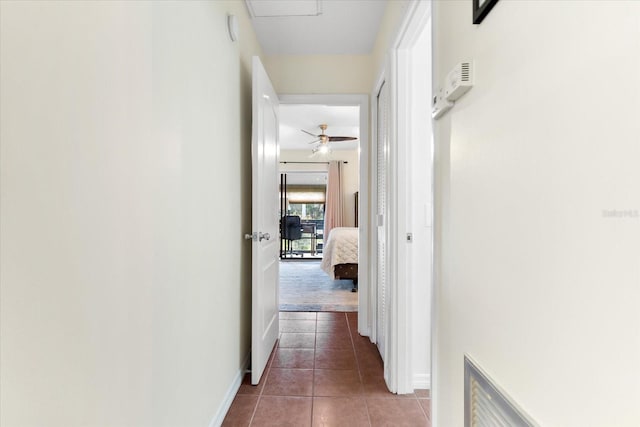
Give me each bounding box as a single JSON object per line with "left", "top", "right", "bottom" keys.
{"left": 461, "top": 62, "right": 470, "bottom": 82}
{"left": 465, "top": 356, "right": 538, "bottom": 427}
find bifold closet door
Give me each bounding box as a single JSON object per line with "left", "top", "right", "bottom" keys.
{"left": 376, "top": 81, "right": 389, "bottom": 361}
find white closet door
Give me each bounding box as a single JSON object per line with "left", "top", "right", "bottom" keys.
{"left": 376, "top": 81, "right": 389, "bottom": 361}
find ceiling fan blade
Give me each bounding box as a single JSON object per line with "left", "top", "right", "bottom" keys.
{"left": 328, "top": 136, "right": 358, "bottom": 142}
{"left": 301, "top": 129, "right": 318, "bottom": 138}
{"left": 307, "top": 138, "right": 321, "bottom": 144}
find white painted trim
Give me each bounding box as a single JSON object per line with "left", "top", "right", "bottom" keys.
{"left": 384, "top": 0, "right": 434, "bottom": 396}
{"left": 391, "top": 45, "right": 410, "bottom": 395}
{"left": 278, "top": 94, "right": 371, "bottom": 338}
{"left": 369, "top": 72, "right": 385, "bottom": 347}
{"left": 356, "top": 96, "right": 371, "bottom": 338}
{"left": 389, "top": 4, "right": 427, "bottom": 392}
{"left": 414, "top": 373, "right": 432, "bottom": 390}
{"left": 208, "top": 353, "right": 250, "bottom": 427}
{"left": 387, "top": 46, "right": 401, "bottom": 394}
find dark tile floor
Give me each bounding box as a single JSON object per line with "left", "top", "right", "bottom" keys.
{"left": 223, "top": 312, "right": 431, "bottom": 426}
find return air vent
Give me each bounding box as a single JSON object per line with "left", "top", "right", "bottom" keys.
{"left": 464, "top": 355, "right": 538, "bottom": 427}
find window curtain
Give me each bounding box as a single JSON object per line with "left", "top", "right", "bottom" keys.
{"left": 324, "top": 161, "right": 343, "bottom": 240}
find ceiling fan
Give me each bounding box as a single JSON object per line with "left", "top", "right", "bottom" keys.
{"left": 302, "top": 124, "right": 357, "bottom": 154}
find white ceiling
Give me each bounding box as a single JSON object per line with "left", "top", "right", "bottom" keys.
{"left": 246, "top": 1, "right": 370, "bottom": 152}
{"left": 245, "top": 0, "right": 387, "bottom": 55}
{"left": 279, "top": 104, "right": 359, "bottom": 151}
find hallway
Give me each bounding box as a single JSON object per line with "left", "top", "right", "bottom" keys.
{"left": 223, "top": 312, "right": 431, "bottom": 426}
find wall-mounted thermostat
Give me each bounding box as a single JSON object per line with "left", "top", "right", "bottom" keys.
{"left": 433, "top": 61, "right": 474, "bottom": 120}
{"left": 432, "top": 87, "right": 453, "bottom": 119}
{"left": 444, "top": 61, "right": 473, "bottom": 101}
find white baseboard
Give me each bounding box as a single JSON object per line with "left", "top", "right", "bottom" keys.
{"left": 358, "top": 326, "right": 371, "bottom": 339}
{"left": 208, "top": 353, "right": 250, "bottom": 427}
{"left": 413, "top": 373, "right": 431, "bottom": 390}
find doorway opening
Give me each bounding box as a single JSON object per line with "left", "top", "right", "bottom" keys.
{"left": 277, "top": 100, "right": 365, "bottom": 314}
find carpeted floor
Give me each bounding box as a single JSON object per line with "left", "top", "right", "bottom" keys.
{"left": 279, "top": 260, "right": 358, "bottom": 312}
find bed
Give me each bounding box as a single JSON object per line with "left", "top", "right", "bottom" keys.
{"left": 320, "top": 227, "right": 359, "bottom": 292}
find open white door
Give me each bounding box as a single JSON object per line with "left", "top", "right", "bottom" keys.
{"left": 250, "top": 56, "right": 280, "bottom": 385}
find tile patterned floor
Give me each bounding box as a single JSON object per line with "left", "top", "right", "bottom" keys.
{"left": 223, "top": 312, "right": 431, "bottom": 426}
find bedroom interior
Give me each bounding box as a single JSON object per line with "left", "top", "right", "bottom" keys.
{"left": 278, "top": 104, "right": 360, "bottom": 312}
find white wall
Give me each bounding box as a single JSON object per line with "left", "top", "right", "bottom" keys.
{"left": 0, "top": 1, "right": 261, "bottom": 426}
{"left": 371, "top": 0, "right": 411, "bottom": 77}
{"left": 264, "top": 54, "right": 374, "bottom": 94}
{"left": 433, "top": 2, "right": 640, "bottom": 426}
{"left": 280, "top": 149, "right": 360, "bottom": 227}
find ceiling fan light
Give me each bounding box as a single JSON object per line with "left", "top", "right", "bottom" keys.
{"left": 318, "top": 145, "right": 330, "bottom": 154}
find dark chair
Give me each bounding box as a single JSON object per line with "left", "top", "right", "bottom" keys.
{"left": 281, "top": 215, "right": 303, "bottom": 258}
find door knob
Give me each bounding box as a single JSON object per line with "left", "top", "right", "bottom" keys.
{"left": 244, "top": 232, "right": 257, "bottom": 241}
{"left": 259, "top": 232, "right": 270, "bottom": 241}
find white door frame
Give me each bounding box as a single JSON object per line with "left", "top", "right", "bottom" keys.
{"left": 278, "top": 94, "right": 372, "bottom": 337}
{"left": 373, "top": 79, "right": 390, "bottom": 371}
{"left": 371, "top": 0, "right": 433, "bottom": 395}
